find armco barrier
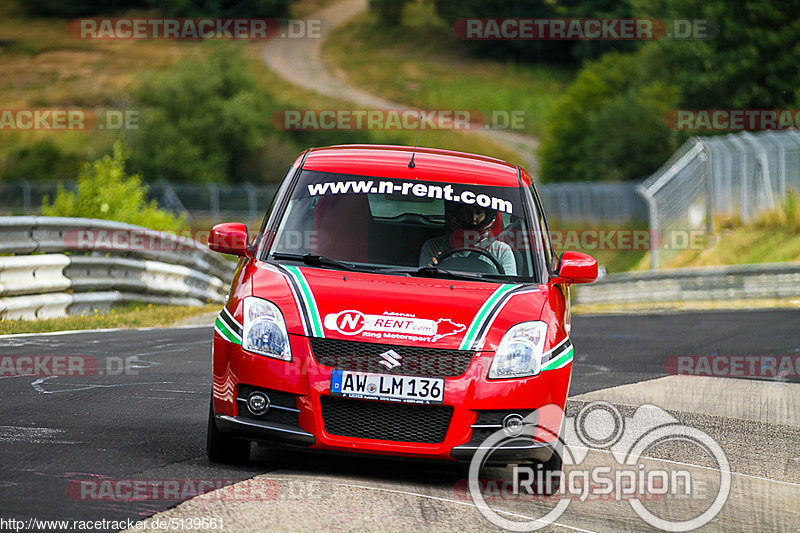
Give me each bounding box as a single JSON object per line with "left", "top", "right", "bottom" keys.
{"left": 574, "top": 262, "right": 800, "bottom": 306}
{"left": 0, "top": 217, "right": 236, "bottom": 320}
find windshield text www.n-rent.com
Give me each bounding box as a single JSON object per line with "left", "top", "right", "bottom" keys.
{"left": 306, "top": 180, "right": 514, "bottom": 215}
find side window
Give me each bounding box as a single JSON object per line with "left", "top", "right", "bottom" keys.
{"left": 257, "top": 165, "right": 299, "bottom": 257}
{"left": 528, "top": 185, "right": 557, "bottom": 273}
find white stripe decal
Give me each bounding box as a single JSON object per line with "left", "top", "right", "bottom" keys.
{"left": 474, "top": 288, "right": 541, "bottom": 351}
{"left": 281, "top": 270, "right": 310, "bottom": 336}
{"left": 460, "top": 284, "right": 518, "bottom": 350}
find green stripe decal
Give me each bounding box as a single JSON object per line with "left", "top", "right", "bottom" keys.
{"left": 284, "top": 265, "right": 324, "bottom": 338}
{"left": 459, "top": 284, "right": 518, "bottom": 350}
{"left": 215, "top": 316, "right": 242, "bottom": 345}
{"left": 542, "top": 346, "right": 573, "bottom": 371}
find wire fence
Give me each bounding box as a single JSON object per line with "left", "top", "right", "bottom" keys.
{"left": 4, "top": 131, "right": 797, "bottom": 271}
{"left": 639, "top": 130, "right": 800, "bottom": 269}
{"left": 0, "top": 181, "right": 280, "bottom": 225}
{"left": 0, "top": 180, "right": 646, "bottom": 225}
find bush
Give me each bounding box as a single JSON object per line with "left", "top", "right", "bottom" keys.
{"left": 755, "top": 190, "right": 800, "bottom": 232}
{"left": 18, "top": 0, "right": 148, "bottom": 17}
{"left": 539, "top": 47, "right": 683, "bottom": 182}
{"left": 369, "top": 0, "right": 409, "bottom": 25}
{"left": 159, "top": 0, "right": 291, "bottom": 18}
{"left": 42, "top": 140, "right": 187, "bottom": 232}
{"left": 643, "top": 0, "right": 800, "bottom": 109}
{"left": 130, "top": 42, "right": 272, "bottom": 183}
{"left": 432, "top": 0, "right": 635, "bottom": 65}
{"left": 0, "top": 140, "right": 81, "bottom": 182}
{"left": 19, "top": 0, "right": 290, "bottom": 17}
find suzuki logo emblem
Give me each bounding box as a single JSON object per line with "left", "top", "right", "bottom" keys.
{"left": 378, "top": 349, "right": 402, "bottom": 369}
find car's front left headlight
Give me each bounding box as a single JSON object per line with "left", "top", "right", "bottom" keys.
{"left": 243, "top": 297, "right": 291, "bottom": 361}
{"left": 488, "top": 321, "right": 548, "bottom": 379}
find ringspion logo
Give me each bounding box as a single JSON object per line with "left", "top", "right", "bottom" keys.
{"left": 468, "top": 402, "right": 730, "bottom": 530}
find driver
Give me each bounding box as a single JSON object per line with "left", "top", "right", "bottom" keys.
{"left": 419, "top": 201, "right": 516, "bottom": 275}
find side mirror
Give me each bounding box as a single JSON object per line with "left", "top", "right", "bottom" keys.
{"left": 209, "top": 223, "right": 250, "bottom": 256}
{"left": 551, "top": 251, "right": 597, "bottom": 284}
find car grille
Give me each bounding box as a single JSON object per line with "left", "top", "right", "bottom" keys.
{"left": 309, "top": 337, "right": 474, "bottom": 378}
{"left": 320, "top": 396, "right": 453, "bottom": 443}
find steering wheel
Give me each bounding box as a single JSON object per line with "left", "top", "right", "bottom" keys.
{"left": 435, "top": 247, "right": 505, "bottom": 275}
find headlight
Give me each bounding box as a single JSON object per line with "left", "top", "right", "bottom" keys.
{"left": 243, "top": 297, "right": 291, "bottom": 361}
{"left": 488, "top": 321, "right": 548, "bottom": 379}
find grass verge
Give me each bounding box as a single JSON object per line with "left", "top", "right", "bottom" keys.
{"left": 0, "top": 302, "right": 218, "bottom": 335}
{"left": 323, "top": 2, "right": 575, "bottom": 139}
{"left": 0, "top": 0, "right": 525, "bottom": 185}
{"left": 548, "top": 220, "right": 649, "bottom": 274}
{"left": 573, "top": 297, "right": 800, "bottom": 315}
{"left": 634, "top": 192, "right": 800, "bottom": 270}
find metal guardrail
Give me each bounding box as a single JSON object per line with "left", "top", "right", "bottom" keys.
{"left": 0, "top": 217, "right": 236, "bottom": 320}
{"left": 574, "top": 262, "right": 800, "bottom": 306}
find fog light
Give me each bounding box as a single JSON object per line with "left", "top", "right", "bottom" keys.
{"left": 247, "top": 392, "right": 270, "bottom": 416}
{"left": 503, "top": 413, "right": 525, "bottom": 436}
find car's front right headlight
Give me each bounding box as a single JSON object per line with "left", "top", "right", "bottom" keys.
{"left": 488, "top": 321, "right": 548, "bottom": 379}
{"left": 242, "top": 297, "right": 291, "bottom": 361}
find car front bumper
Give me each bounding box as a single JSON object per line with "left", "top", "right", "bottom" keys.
{"left": 212, "top": 333, "right": 570, "bottom": 463}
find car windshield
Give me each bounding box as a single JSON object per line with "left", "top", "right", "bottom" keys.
{"left": 265, "top": 170, "right": 551, "bottom": 282}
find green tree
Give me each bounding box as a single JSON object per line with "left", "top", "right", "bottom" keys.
{"left": 432, "top": 0, "right": 636, "bottom": 65}
{"left": 159, "top": 0, "right": 291, "bottom": 18}
{"left": 131, "top": 42, "right": 272, "bottom": 183}
{"left": 433, "top": 0, "right": 571, "bottom": 64}
{"left": 369, "top": 0, "right": 410, "bottom": 25}
{"left": 639, "top": 0, "right": 800, "bottom": 108}
{"left": 42, "top": 140, "right": 187, "bottom": 232}
{"left": 539, "top": 47, "right": 682, "bottom": 182}
{"left": 0, "top": 140, "right": 81, "bottom": 182}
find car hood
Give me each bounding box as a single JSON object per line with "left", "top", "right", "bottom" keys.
{"left": 252, "top": 263, "right": 547, "bottom": 352}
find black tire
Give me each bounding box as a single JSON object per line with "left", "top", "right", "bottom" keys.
{"left": 530, "top": 438, "right": 563, "bottom": 495}
{"left": 206, "top": 400, "right": 251, "bottom": 464}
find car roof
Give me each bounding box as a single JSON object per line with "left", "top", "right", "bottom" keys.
{"left": 300, "top": 145, "right": 529, "bottom": 187}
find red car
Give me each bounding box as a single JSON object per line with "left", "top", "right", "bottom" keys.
{"left": 206, "top": 145, "right": 597, "bottom": 470}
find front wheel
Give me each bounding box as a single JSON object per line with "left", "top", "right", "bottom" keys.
{"left": 527, "top": 439, "right": 563, "bottom": 495}
{"left": 206, "top": 399, "right": 250, "bottom": 464}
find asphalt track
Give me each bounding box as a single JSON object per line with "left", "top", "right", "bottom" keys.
{"left": 0, "top": 309, "right": 797, "bottom": 531}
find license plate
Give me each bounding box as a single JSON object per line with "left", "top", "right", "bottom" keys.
{"left": 330, "top": 370, "right": 444, "bottom": 405}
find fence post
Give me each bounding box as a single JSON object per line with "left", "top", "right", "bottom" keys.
{"left": 244, "top": 182, "right": 258, "bottom": 220}
{"left": 207, "top": 183, "right": 220, "bottom": 224}
{"left": 698, "top": 140, "right": 714, "bottom": 235}
{"left": 20, "top": 180, "right": 32, "bottom": 214}
{"left": 637, "top": 184, "right": 659, "bottom": 270}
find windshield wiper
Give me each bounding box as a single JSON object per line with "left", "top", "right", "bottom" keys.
{"left": 377, "top": 264, "right": 485, "bottom": 281}
{"left": 271, "top": 253, "right": 358, "bottom": 271}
